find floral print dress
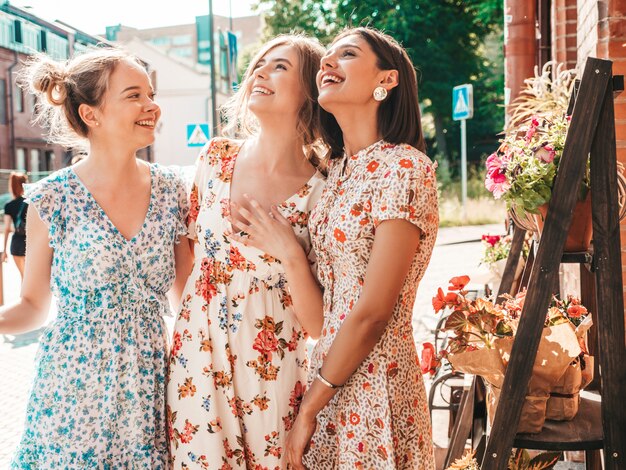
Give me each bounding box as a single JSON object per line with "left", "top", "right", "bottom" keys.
{"left": 305, "top": 140, "right": 439, "bottom": 469}
{"left": 167, "top": 138, "right": 325, "bottom": 469}
{"left": 11, "top": 164, "right": 189, "bottom": 468}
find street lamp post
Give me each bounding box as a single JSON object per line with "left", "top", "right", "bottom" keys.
{"left": 208, "top": 0, "right": 218, "bottom": 137}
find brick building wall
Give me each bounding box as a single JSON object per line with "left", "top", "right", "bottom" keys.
{"left": 554, "top": 0, "right": 626, "bottom": 306}
{"left": 552, "top": 0, "right": 579, "bottom": 68}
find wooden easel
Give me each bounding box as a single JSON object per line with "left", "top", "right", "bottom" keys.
{"left": 444, "top": 58, "right": 626, "bottom": 469}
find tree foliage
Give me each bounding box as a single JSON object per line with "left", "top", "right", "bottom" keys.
{"left": 254, "top": 0, "right": 504, "bottom": 163}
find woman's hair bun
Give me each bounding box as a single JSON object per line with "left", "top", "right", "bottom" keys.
{"left": 29, "top": 57, "right": 68, "bottom": 106}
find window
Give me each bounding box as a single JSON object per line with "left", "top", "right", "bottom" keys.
{"left": 172, "top": 34, "right": 192, "bottom": 46}
{"left": 15, "top": 148, "right": 26, "bottom": 171}
{"left": 14, "top": 83, "right": 23, "bottom": 113}
{"left": 0, "top": 79, "right": 6, "bottom": 125}
{"left": 39, "top": 29, "right": 47, "bottom": 52}
{"left": 29, "top": 149, "right": 40, "bottom": 173}
{"left": 171, "top": 47, "right": 193, "bottom": 58}
{"left": 13, "top": 19, "right": 22, "bottom": 43}
{"left": 44, "top": 151, "right": 55, "bottom": 171}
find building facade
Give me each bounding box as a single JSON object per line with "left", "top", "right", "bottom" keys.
{"left": 0, "top": 2, "right": 106, "bottom": 174}
{"left": 109, "top": 14, "right": 263, "bottom": 165}
{"left": 504, "top": 0, "right": 626, "bottom": 307}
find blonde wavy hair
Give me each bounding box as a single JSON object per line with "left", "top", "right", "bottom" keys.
{"left": 222, "top": 34, "right": 326, "bottom": 169}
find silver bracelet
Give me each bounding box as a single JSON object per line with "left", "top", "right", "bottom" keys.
{"left": 316, "top": 368, "right": 342, "bottom": 389}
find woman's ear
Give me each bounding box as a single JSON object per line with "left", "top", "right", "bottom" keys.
{"left": 379, "top": 69, "right": 399, "bottom": 90}
{"left": 78, "top": 103, "right": 100, "bottom": 130}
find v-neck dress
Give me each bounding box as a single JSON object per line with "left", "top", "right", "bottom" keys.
{"left": 166, "top": 138, "right": 325, "bottom": 469}
{"left": 11, "top": 163, "right": 189, "bottom": 469}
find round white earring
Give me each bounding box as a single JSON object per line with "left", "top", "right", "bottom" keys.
{"left": 373, "top": 86, "right": 388, "bottom": 101}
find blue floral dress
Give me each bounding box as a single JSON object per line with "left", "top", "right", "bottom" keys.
{"left": 11, "top": 163, "right": 188, "bottom": 469}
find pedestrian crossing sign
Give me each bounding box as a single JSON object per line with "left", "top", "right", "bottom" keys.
{"left": 452, "top": 84, "right": 473, "bottom": 121}
{"left": 187, "top": 123, "right": 210, "bottom": 147}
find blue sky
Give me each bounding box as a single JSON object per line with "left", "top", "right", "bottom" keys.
{"left": 10, "top": 0, "right": 260, "bottom": 35}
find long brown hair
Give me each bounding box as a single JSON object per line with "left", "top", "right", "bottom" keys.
{"left": 9, "top": 172, "right": 27, "bottom": 198}
{"left": 222, "top": 34, "right": 326, "bottom": 169}
{"left": 321, "top": 27, "right": 425, "bottom": 159}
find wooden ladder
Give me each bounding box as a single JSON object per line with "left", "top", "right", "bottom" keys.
{"left": 444, "top": 57, "right": 626, "bottom": 470}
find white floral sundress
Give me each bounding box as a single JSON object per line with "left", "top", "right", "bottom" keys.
{"left": 167, "top": 138, "right": 325, "bottom": 469}
{"left": 11, "top": 163, "right": 188, "bottom": 469}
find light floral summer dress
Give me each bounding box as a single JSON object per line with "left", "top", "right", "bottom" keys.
{"left": 167, "top": 138, "right": 325, "bottom": 469}
{"left": 11, "top": 163, "right": 188, "bottom": 469}
{"left": 305, "top": 141, "right": 439, "bottom": 469}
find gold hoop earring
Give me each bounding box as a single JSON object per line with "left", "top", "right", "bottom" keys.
{"left": 373, "top": 87, "right": 388, "bottom": 101}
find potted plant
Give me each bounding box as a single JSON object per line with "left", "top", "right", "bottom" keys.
{"left": 432, "top": 276, "right": 588, "bottom": 433}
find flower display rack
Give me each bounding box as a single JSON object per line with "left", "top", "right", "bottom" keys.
{"left": 444, "top": 58, "right": 625, "bottom": 470}
{"left": 479, "top": 58, "right": 626, "bottom": 469}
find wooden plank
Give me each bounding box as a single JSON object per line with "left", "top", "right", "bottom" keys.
{"left": 512, "top": 393, "right": 603, "bottom": 451}
{"left": 480, "top": 58, "right": 613, "bottom": 470}
{"left": 589, "top": 74, "right": 626, "bottom": 469}
{"left": 444, "top": 378, "right": 476, "bottom": 468}
{"left": 496, "top": 225, "right": 525, "bottom": 300}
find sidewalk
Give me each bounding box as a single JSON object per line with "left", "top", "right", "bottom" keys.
{"left": 0, "top": 224, "right": 503, "bottom": 467}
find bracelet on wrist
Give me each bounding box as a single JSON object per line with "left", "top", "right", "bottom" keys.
{"left": 316, "top": 368, "right": 343, "bottom": 389}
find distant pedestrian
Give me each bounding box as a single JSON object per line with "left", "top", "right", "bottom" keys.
{"left": 0, "top": 47, "right": 193, "bottom": 468}
{"left": 2, "top": 172, "right": 28, "bottom": 279}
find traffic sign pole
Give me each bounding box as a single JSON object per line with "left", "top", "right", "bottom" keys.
{"left": 452, "top": 84, "right": 473, "bottom": 221}
{"left": 460, "top": 118, "right": 467, "bottom": 218}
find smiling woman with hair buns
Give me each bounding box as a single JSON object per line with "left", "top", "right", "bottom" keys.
{"left": 0, "top": 47, "right": 193, "bottom": 468}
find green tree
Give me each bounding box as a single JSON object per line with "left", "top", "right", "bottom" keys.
{"left": 255, "top": 0, "right": 337, "bottom": 44}
{"left": 254, "top": 0, "right": 504, "bottom": 163}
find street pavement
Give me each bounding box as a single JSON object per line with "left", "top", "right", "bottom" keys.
{"left": 0, "top": 224, "right": 506, "bottom": 467}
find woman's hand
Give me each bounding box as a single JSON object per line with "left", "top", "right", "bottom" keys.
{"left": 286, "top": 412, "right": 317, "bottom": 470}
{"left": 227, "top": 195, "right": 302, "bottom": 262}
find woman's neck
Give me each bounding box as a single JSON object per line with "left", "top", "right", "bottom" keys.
{"left": 248, "top": 124, "right": 308, "bottom": 174}
{"left": 332, "top": 106, "right": 382, "bottom": 156}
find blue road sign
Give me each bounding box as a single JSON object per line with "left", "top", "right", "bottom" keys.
{"left": 452, "top": 84, "right": 474, "bottom": 121}
{"left": 187, "top": 123, "right": 210, "bottom": 147}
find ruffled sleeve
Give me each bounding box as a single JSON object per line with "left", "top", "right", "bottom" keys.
{"left": 369, "top": 146, "right": 439, "bottom": 239}
{"left": 187, "top": 137, "right": 238, "bottom": 240}
{"left": 23, "top": 172, "right": 68, "bottom": 249}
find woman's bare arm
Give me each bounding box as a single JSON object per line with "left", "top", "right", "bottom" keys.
{"left": 0, "top": 208, "right": 53, "bottom": 334}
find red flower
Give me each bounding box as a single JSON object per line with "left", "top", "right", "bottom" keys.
{"left": 366, "top": 160, "right": 380, "bottom": 172}
{"left": 289, "top": 381, "right": 305, "bottom": 410}
{"left": 448, "top": 275, "right": 470, "bottom": 291}
{"left": 252, "top": 330, "right": 279, "bottom": 359}
{"left": 420, "top": 342, "right": 439, "bottom": 375}
{"left": 432, "top": 287, "right": 458, "bottom": 312}
{"left": 188, "top": 187, "right": 200, "bottom": 223}
{"left": 349, "top": 412, "right": 361, "bottom": 425}
{"left": 567, "top": 305, "right": 587, "bottom": 318}
{"left": 481, "top": 234, "right": 501, "bottom": 247}
{"left": 399, "top": 159, "right": 413, "bottom": 168}
{"left": 334, "top": 228, "right": 347, "bottom": 243}
{"left": 171, "top": 331, "right": 182, "bottom": 357}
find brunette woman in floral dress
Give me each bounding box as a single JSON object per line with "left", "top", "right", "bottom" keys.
{"left": 166, "top": 35, "right": 326, "bottom": 469}
{"left": 238, "top": 28, "right": 439, "bottom": 469}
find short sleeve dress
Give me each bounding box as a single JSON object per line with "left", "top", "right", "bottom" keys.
{"left": 11, "top": 163, "right": 188, "bottom": 469}
{"left": 166, "top": 138, "right": 326, "bottom": 469}
{"left": 305, "top": 140, "right": 439, "bottom": 469}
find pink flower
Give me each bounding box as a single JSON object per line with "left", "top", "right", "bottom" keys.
{"left": 531, "top": 116, "right": 540, "bottom": 127}
{"left": 535, "top": 145, "right": 556, "bottom": 163}
{"left": 525, "top": 126, "right": 536, "bottom": 142}
{"left": 485, "top": 168, "right": 511, "bottom": 199}
{"left": 485, "top": 152, "right": 502, "bottom": 172}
